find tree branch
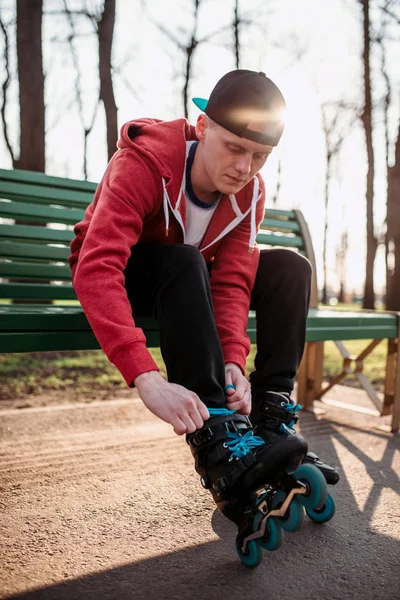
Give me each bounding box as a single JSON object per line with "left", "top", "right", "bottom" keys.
{"left": 0, "top": 15, "right": 15, "bottom": 163}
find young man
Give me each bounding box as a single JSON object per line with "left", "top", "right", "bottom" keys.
{"left": 70, "top": 70, "right": 338, "bottom": 541}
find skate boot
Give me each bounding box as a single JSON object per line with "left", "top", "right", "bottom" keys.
{"left": 251, "top": 390, "right": 340, "bottom": 486}
{"left": 187, "top": 407, "right": 326, "bottom": 568}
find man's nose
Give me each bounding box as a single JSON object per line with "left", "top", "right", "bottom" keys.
{"left": 235, "top": 154, "right": 252, "bottom": 175}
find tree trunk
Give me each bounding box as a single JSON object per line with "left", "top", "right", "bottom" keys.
{"left": 386, "top": 123, "right": 400, "bottom": 310}
{"left": 183, "top": 41, "right": 196, "bottom": 120}
{"left": 15, "top": 0, "right": 45, "bottom": 171}
{"left": 234, "top": 0, "right": 240, "bottom": 69}
{"left": 361, "top": 0, "right": 376, "bottom": 309}
{"left": 322, "top": 153, "right": 331, "bottom": 305}
{"left": 98, "top": 0, "right": 118, "bottom": 162}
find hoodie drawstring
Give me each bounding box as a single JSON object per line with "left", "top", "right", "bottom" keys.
{"left": 162, "top": 178, "right": 170, "bottom": 236}
{"left": 162, "top": 175, "right": 260, "bottom": 251}
{"left": 248, "top": 177, "right": 260, "bottom": 253}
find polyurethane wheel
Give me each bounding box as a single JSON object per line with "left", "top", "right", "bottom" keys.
{"left": 235, "top": 535, "right": 263, "bottom": 568}
{"left": 253, "top": 512, "right": 284, "bottom": 551}
{"left": 293, "top": 463, "right": 328, "bottom": 510}
{"left": 271, "top": 490, "right": 305, "bottom": 532}
{"left": 306, "top": 492, "right": 336, "bottom": 523}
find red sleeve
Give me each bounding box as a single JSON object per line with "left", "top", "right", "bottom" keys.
{"left": 210, "top": 176, "right": 265, "bottom": 372}
{"left": 71, "top": 150, "right": 162, "bottom": 386}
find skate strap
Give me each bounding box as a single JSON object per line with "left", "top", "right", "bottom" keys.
{"left": 208, "top": 408, "right": 236, "bottom": 416}
{"left": 213, "top": 451, "right": 257, "bottom": 495}
{"left": 280, "top": 402, "right": 302, "bottom": 434}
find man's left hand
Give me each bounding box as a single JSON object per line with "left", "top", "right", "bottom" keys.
{"left": 224, "top": 363, "right": 251, "bottom": 415}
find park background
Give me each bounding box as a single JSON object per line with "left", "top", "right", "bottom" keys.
{"left": 0, "top": 0, "right": 399, "bottom": 404}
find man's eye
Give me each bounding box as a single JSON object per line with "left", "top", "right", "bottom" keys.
{"left": 255, "top": 154, "right": 268, "bottom": 161}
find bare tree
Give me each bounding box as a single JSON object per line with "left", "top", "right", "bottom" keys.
{"left": 54, "top": 0, "right": 118, "bottom": 175}
{"left": 0, "top": 12, "right": 15, "bottom": 165}
{"left": 234, "top": 0, "right": 240, "bottom": 68}
{"left": 270, "top": 158, "right": 282, "bottom": 207}
{"left": 63, "top": 0, "right": 100, "bottom": 179}
{"left": 320, "top": 101, "right": 358, "bottom": 304}
{"left": 386, "top": 123, "right": 400, "bottom": 309}
{"left": 148, "top": 0, "right": 238, "bottom": 118}
{"left": 15, "top": 0, "right": 45, "bottom": 171}
{"left": 375, "top": 0, "right": 400, "bottom": 310}
{"left": 359, "top": 0, "right": 377, "bottom": 308}
{"left": 98, "top": 0, "right": 118, "bottom": 161}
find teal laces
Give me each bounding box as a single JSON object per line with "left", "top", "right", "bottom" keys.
{"left": 208, "top": 407, "right": 265, "bottom": 460}
{"left": 280, "top": 402, "right": 302, "bottom": 434}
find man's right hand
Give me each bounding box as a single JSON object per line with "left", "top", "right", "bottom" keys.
{"left": 134, "top": 371, "right": 210, "bottom": 436}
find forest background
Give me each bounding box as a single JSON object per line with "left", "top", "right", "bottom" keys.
{"left": 1, "top": 0, "right": 400, "bottom": 309}
{"left": 0, "top": 0, "right": 400, "bottom": 404}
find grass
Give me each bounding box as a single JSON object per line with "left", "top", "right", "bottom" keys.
{"left": 0, "top": 340, "right": 387, "bottom": 403}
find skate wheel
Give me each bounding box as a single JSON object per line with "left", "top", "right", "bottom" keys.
{"left": 235, "top": 536, "right": 263, "bottom": 568}
{"left": 271, "top": 491, "right": 305, "bottom": 532}
{"left": 260, "top": 517, "right": 284, "bottom": 551}
{"left": 306, "top": 493, "right": 336, "bottom": 523}
{"left": 253, "top": 513, "right": 284, "bottom": 551}
{"left": 293, "top": 464, "right": 328, "bottom": 510}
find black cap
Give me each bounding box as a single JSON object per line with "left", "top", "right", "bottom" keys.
{"left": 192, "top": 70, "right": 286, "bottom": 147}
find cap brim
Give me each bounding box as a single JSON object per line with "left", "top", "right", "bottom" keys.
{"left": 192, "top": 97, "right": 208, "bottom": 112}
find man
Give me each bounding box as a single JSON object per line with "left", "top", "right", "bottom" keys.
{"left": 70, "top": 70, "right": 338, "bottom": 541}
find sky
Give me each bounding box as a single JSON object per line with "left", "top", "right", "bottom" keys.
{"left": 0, "top": 0, "right": 399, "bottom": 295}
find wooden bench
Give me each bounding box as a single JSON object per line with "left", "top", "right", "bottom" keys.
{"left": 1, "top": 167, "right": 399, "bottom": 432}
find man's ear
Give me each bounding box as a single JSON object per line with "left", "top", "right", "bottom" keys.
{"left": 195, "top": 114, "right": 208, "bottom": 141}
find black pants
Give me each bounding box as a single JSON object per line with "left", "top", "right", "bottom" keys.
{"left": 124, "top": 244, "right": 312, "bottom": 409}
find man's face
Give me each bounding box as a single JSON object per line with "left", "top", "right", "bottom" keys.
{"left": 195, "top": 116, "right": 274, "bottom": 195}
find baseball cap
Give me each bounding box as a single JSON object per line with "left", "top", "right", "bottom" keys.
{"left": 192, "top": 70, "right": 286, "bottom": 147}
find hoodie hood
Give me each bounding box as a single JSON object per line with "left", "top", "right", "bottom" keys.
{"left": 117, "top": 118, "right": 262, "bottom": 252}
{"left": 118, "top": 118, "right": 197, "bottom": 192}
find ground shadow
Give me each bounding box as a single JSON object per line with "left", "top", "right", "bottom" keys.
{"left": 4, "top": 410, "right": 400, "bottom": 600}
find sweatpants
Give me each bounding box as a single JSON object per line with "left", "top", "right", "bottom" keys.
{"left": 124, "top": 243, "right": 311, "bottom": 409}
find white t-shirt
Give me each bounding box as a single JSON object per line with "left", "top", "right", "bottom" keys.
{"left": 184, "top": 141, "right": 221, "bottom": 248}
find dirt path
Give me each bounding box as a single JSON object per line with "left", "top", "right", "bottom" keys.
{"left": 0, "top": 395, "right": 399, "bottom": 600}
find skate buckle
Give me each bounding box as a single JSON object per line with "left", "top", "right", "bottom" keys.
{"left": 191, "top": 427, "right": 213, "bottom": 448}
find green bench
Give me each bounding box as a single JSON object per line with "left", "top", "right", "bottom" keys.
{"left": 1, "top": 167, "right": 399, "bottom": 432}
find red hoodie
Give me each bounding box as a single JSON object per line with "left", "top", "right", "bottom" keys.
{"left": 69, "top": 118, "right": 266, "bottom": 386}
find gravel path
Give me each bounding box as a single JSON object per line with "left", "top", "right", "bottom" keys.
{"left": 0, "top": 392, "right": 399, "bottom": 600}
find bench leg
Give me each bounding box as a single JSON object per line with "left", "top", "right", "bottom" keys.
{"left": 297, "top": 341, "right": 324, "bottom": 410}
{"left": 383, "top": 338, "right": 396, "bottom": 416}
{"left": 391, "top": 333, "right": 400, "bottom": 433}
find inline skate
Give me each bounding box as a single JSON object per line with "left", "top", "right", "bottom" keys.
{"left": 187, "top": 407, "right": 331, "bottom": 567}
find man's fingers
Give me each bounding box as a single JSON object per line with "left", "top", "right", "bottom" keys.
{"left": 173, "top": 417, "right": 187, "bottom": 436}
{"left": 198, "top": 400, "right": 210, "bottom": 421}
{"left": 183, "top": 414, "right": 198, "bottom": 434}
{"left": 189, "top": 407, "right": 206, "bottom": 431}
{"left": 227, "top": 390, "right": 251, "bottom": 415}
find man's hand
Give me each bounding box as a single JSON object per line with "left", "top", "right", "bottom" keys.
{"left": 224, "top": 363, "right": 251, "bottom": 415}
{"left": 134, "top": 371, "right": 210, "bottom": 436}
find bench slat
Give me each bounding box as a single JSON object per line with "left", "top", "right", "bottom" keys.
{"left": 0, "top": 167, "right": 97, "bottom": 192}
{"left": 0, "top": 199, "right": 84, "bottom": 225}
{"left": 0, "top": 241, "right": 70, "bottom": 261}
{"left": 2, "top": 305, "right": 397, "bottom": 341}
{"left": 256, "top": 232, "right": 304, "bottom": 249}
{"left": 260, "top": 218, "right": 300, "bottom": 232}
{"left": 0, "top": 330, "right": 161, "bottom": 352}
{"left": 0, "top": 282, "right": 77, "bottom": 300}
{"left": 0, "top": 261, "right": 71, "bottom": 280}
{"left": 0, "top": 305, "right": 158, "bottom": 331}
{"left": 0, "top": 223, "right": 74, "bottom": 244}
{"left": 0, "top": 181, "right": 94, "bottom": 208}
{"left": 264, "top": 209, "right": 296, "bottom": 219}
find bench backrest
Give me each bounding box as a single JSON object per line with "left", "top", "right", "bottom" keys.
{"left": 0, "top": 168, "right": 318, "bottom": 308}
